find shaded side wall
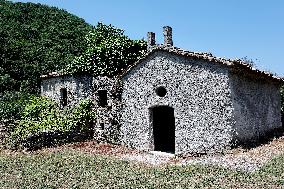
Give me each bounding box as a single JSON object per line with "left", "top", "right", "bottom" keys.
{"left": 229, "top": 74, "right": 282, "bottom": 143}
{"left": 41, "top": 75, "right": 93, "bottom": 107}
{"left": 121, "top": 51, "right": 234, "bottom": 154}
{"left": 92, "top": 76, "right": 122, "bottom": 144}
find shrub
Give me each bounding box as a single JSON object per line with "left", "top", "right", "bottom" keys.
{"left": 0, "top": 91, "right": 32, "bottom": 122}
{"left": 8, "top": 96, "right": 95, "bottom": 148}
{"left": 71, "top": 99, "right": 95, "bottom": 133}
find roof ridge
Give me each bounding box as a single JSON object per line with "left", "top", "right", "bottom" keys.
{"left": 120, "top": 45, "right": 283, "bottom": 82}
{"left": 41, "top": 45, "right": 283, "bottom": 82}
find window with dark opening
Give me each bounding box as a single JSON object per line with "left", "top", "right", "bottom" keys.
{"left": 98, "top": 90, "right": 107, "bottom": 107}
{"left": 156, "top": 86, "right": 167, "bottom": 97}
{"left": 60, "top": 88, "right": 67, "bottom": 107}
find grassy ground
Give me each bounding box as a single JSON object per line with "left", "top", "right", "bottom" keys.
{"left": 0, "top": 148, "right": 283, "bottom": 189}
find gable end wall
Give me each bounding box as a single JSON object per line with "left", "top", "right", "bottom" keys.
{"left": 121, "top": 51, "right": 235, "bottom": 154}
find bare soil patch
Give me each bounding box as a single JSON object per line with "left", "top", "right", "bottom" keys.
{"left": 2, "top": 136, "right": 284, "bottom": 172}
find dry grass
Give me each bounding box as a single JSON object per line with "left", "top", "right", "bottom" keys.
{"left": 0, "top": 137, "right": 283, "bottom": 188}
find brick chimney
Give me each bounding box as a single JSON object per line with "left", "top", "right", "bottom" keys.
{"left": 147, "top": 32, "right": 156, "bottom": 47}
{"left": 163, "top": 26, "right": 173, "bottom": 46}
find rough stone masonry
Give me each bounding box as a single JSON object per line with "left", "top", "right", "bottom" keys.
{"left": 41, "top": 26, "right": 283, "bottom": 155}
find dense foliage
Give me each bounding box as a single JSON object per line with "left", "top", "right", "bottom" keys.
{"left": 0, "top": 1, "right": 147, "bottom": 149}
{"left": 66, "top": 23, "right": 147, "bottom": 77}
{"left": 0, "top": 0, "right": 93, "bottom": 127}
{"left": 0, "top": 0, "right": 92, "bottom": 93}
{"left": 0, "top": 91, "right": 32, "bottom": 121}
{"left": 8, "top": 96, "right": 95, "bottom": 147}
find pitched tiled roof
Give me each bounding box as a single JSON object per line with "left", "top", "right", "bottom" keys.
{"left": 119, "top": 45, "right": 283, "bottom": 83}
{"left": 41, "top": 45, "right": 283, "bottom": 83}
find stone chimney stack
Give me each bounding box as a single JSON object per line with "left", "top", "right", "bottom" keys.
{"left": 147, "top": 32, "right": 156, "bottom": 47}
{"left": 163, "top": 26, "right": 173, "bottom": 46}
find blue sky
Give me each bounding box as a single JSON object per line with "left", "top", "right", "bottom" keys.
{"left": 11, "top": 0, "right": 284, "bottom": 76}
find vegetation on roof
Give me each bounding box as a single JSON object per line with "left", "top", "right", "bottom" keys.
{"left": 65, "top": 22, "right": 147, "bottom": 77}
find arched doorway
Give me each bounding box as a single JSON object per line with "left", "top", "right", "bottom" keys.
{"left": 151, "top": 106, "right": 175, "bottom": 153}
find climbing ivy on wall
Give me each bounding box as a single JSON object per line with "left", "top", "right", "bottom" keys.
{"left": 65, "top": 23, "right": 147, "bottom": 77}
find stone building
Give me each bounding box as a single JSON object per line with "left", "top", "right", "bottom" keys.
{"left": 41, "top": 26, "right": 283, "bottom": 155}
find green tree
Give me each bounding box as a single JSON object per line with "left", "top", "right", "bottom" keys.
{"left": 66, "top": 23, "right": 147, "bottom": 77}
{"left": 0, "top": 0, "right": 92, "bottom": 123}
{"left": 0, "top": 0, "right": 92, "bottom": 93}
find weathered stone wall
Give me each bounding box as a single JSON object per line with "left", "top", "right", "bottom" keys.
{"left": 39, "top": 51, "right": 283, "bottom": 155}
{"left": 92, "top": 76, "right": 122, "bottom": 144}
{"left": 41, "top": 75, "right": 93, "bottom": 107}
{"left": 230, "top": 74, "right": 282, "bottom": 143}
{"left": 121, "top": 50, "right": 234, "bottom": 154}
{"left": 41, "top": 75, "right": 121, "bottom": 144}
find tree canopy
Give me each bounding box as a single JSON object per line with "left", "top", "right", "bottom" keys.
{"left": 65, "top": 23, "right": 147, "bottom": 77}
{"left": 0, "top": 1, "right": 147, "bottom": 123}
{"left": 0, "top": 0, "right": 92, "bottom": 93}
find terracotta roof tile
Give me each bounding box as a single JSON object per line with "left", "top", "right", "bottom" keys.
{"left": 41, "top": 45, "right": 283, "bottom": 83}
{"left": 120, "top": 45, "right": 283, "bottom": 83}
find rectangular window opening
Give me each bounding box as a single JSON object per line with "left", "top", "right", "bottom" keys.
{"left": 60, "top": 88, "right": 67, "bottom": 107}
{"left": 98, "top": 90, "right": 107, "bottom": 107}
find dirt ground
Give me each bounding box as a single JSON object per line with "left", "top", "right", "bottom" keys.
{"left": 2, "top": 135, "right": 284, "bottom": 172}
